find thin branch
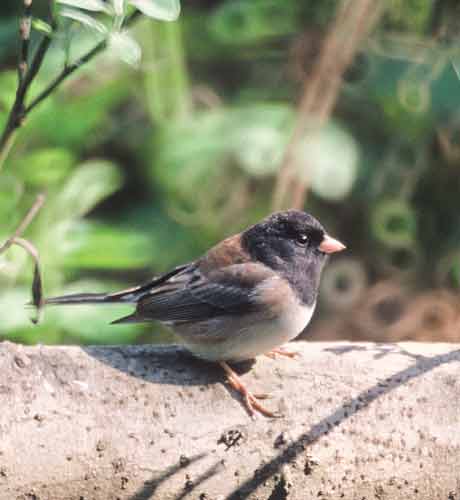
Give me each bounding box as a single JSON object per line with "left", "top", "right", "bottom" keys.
{"left": 0, "top": 31, "right": 53, "bottom": 159}
{"left": 271, "top": 0, "right": 383, "bottom": 211}
{"left": 0, "top": 193, "right": 45, "bottom": 255}
{"left": 0, "top": 0, "right": 50, "bottom": 161}
{"left": 18, "top": 0, "right": 33, "bottom": 84}
{"left": 25, "top": 9, "right": 141, "bottom": 114}
{"left": 25, "top": 39, "right": 107, "bottom": 114}
{"left": 0, "top": 8, "right": 141, "bottom": 167}
{"left": 0, "top": 194, "right": 46, "bottom": 323}
{"left": 10, "top": 236, "right": 44, "bottom": 323}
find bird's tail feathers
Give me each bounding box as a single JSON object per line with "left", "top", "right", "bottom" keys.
{"left": 44, "top": 286, "right": 144, "bottom": 306}
{"left": 43, "top": 265, "right": 190, "bottom": 307}
{"left": 110, "top": 313, "right": 141, "bottom": 324}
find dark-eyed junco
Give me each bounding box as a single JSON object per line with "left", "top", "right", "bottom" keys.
{"left": 45, "top": 210, "right": 345, "bottom": 416}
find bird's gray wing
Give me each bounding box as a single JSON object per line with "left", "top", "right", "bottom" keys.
{"left": 127, "top": 262, "right": 276, "bottom": 324}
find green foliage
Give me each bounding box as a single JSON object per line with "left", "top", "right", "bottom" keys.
{"left": 142, "top": 18, "right": 190, "bottom": 122}
{"left": 209, "top": 0, "right": 300, "bottom": 45}
{"left": 1, "top": 0, "right": 460, "bottom": 346}
{"left": 52, "top": 0, "right": 181, "bottom": 67}
{"left": 385, "top": 0, "right": 432, "bottom": 32}
{"left": 16, "top": 149, "right": 75, "bottom": 186}
{"left": 153, "top": 104, "right": 294, "bottom": 186}
{"left": 129, "top": 0, "right": 180, "bottom": 22}
{"left": 64, "top": 221, "right": 154, "bottom": 270}
{"left": 27, "top": 77, "right": 131, "bottom": 151}
{"left": 53, "top": 160, "right": 123, "bottom": 219}
{"left": 0, "top": 71, "right": 17, "bottom": 132}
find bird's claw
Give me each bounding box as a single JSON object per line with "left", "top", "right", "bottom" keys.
{"left": 265, "top": 346, "right": 300, "bottom": 359}
{"left": 220, "top": 361, "right": 279, "bottom": 418}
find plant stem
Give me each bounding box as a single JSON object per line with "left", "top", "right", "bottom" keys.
{"left": 0, "top": 23, "right": 53, "bottom": 166}
{"left": 0, "top": 9, "right": 141, "bottom": 169}
{"left": 0, "top": 194, "right": 46, "bottom": 322}
{"left": 0, "top": 193, "right": 46, "bottom": 255}
{"left": 144, "top": 19, "right": 190, "bottom": 124}
{"left": 19, "top": 0, "right": 33, "bottom": 84}
{"left": 271, "top": 0, "right": 383, "bottom": 211}
{"left": 25, "top": 39, "right": 107, "bottom": 114}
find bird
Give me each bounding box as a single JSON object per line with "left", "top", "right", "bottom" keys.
{"left": 44, "top": 210, "right": 345, "bottom": 417}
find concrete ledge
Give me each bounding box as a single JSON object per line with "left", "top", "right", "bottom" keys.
{"left": 0, "top": 341, "right": 459, "bottom": 499}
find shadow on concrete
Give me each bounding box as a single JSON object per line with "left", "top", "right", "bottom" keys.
{"left": 226, "top": 345, "right": 460, "bottom": 499}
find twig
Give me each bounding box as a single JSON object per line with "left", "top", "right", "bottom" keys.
{"left": 10, "top": 237, "right": 44, "bottom": 323}
{"left": 24, "top": 40, "right": 106, "bottom": 114}
{"left": 0, "top": 193, "right": 45, "bottom": 255}
{"left": 26, "top": 9, "right": 141, "bottom": 114}
{"left": 1, "top": 1, "right": 55, "bottom": 156}
{"left": 0, "top": 194, "right": 46, "bottom": 323}
{"left": 19, "top": 0, "right": 33, "bottom": 84}
{"left": 0, "top": 28, "right": 53, "bottom": 160}
{"left": 0, "top": 9, "right": 141, "bottom": 167}
{"left": 271, "top": 0, "right": 383, "bottom": 211}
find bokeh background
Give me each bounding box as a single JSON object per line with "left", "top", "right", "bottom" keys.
{"left": 1, "top": 0, "right": 460, "bottom": 346}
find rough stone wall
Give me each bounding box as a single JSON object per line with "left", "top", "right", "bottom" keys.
{"left": 0, "top": 341, "right": 459, "bottom": 499}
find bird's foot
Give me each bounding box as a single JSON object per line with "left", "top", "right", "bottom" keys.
{"left": 265, "top": 346, "right": 300, "bottom": 360}
{"left": 219, "top": 361, "right": 279, "bottom": 418}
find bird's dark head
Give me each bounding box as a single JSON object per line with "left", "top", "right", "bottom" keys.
{"left": 241, "top": 210, "right": 345, "bottom": 304}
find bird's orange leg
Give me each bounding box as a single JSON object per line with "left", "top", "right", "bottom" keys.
{"left": 265, "top": 345, "right": 300, "bottom": 360}
{"left": 219, "top": 361, "right": 278, "bottom": 418}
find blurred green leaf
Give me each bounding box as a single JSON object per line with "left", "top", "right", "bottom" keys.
{"left": 27, "top": 78, "right": 130, "bottom": 151}
{"left": 0, "top": 71, "right": 17, "bottom": 133}
{"left": 15, "top": 148, "right": 75, "bottom": 187}
{"left": 53, "top": 159, "right": 123, "bottom": 220}
{"left": 57, "top": 0, "right": 110, "bottom": 12}
{"left": 142, "top": 18, "right": 190, "bottom": 123}
{"left": 229, "top": 105, "right": 294, "bottom": 177}
{"left": 53, "top": 303, "right": 142, "bottom": 344}
{"left": 45, "top": 280, "right": 143, "bottom": 343}
{"left": 210, "top": 0, "right": 298, "bottom": 45}
{"left": 154, "top": 104, "right": 294, "bottom": 193}
{"left": 59, "top": 7, "right": 108, "bottom": 33}
{"left": 64, "top": 221, "right": 154, "bottom": 269}
{"left": 31, "top": 18, "right": 53, "bottom": 35}
{"left": 0, "top": 17, "right": 18, "bottom": 60}
{"left": 129, "top": 0, "right": 180, "bottom": 21}
{"left": 296, "top": 121, "right": 359, "bottom": 201}
{"left": 0, "top": 289, "right": 36, "bottom": 334}
{"left": 0, "top": 174, "right": 23, "bottom": 228}
{"left": 112, "top": 0, "right": 126, "bottom": 16}
{"left": 118, "top": 203, "right": 207, "bottom": 269}
{"left": 0, "top": 285, "right": 145, "bottom": 345}
{"left": 108, "top": 31, "right": 141, "bottom": 66}
{"left": 385, "top": 0, "right": 432, "bottom": 32}
{"left": 235, "top": 125, "right": 285, "bottom": 177}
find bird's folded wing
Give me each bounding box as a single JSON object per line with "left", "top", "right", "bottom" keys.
{"left": 134, "top": 262, "right": 275, "bottom": 323}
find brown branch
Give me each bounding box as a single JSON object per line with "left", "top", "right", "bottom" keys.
{"left": 0, "top": 9, "right": 141, "bottom": 168}
{"left": 25, "top": 9, "right": 141, "bottom": 115}
{"left": 0, "top": 29, "right": 53, "bottom": 162}
{"left": 24, "top": 40, "right": 106, "bottom": 114}
{"left": 0, "top": 194, "right": 45, "bottom": 322}
{"left": 18, "top": 0, "right": 33, "bottom": 84}
{"left": 272, "top": 0, "right": 384, "bottom": 211}
{"left": 9, "top": 236, "right": 44, "bottom": 322}
{"left": 0, "top": 193, "right": 45, "bottom": 255}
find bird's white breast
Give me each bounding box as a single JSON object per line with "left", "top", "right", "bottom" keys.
{"left": 180, "top": 275, "right": 316, "bottom": 362}
{"left": 277, "top": 299, "right": 316, "bottom": 341}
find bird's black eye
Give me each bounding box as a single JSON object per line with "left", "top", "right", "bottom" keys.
{"left": 295, "top": 233, "right": 309, "bottom": 246}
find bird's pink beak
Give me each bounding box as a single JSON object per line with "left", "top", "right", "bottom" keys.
{"left": 319, "top": 234, "right": 346, "bottom": 254}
